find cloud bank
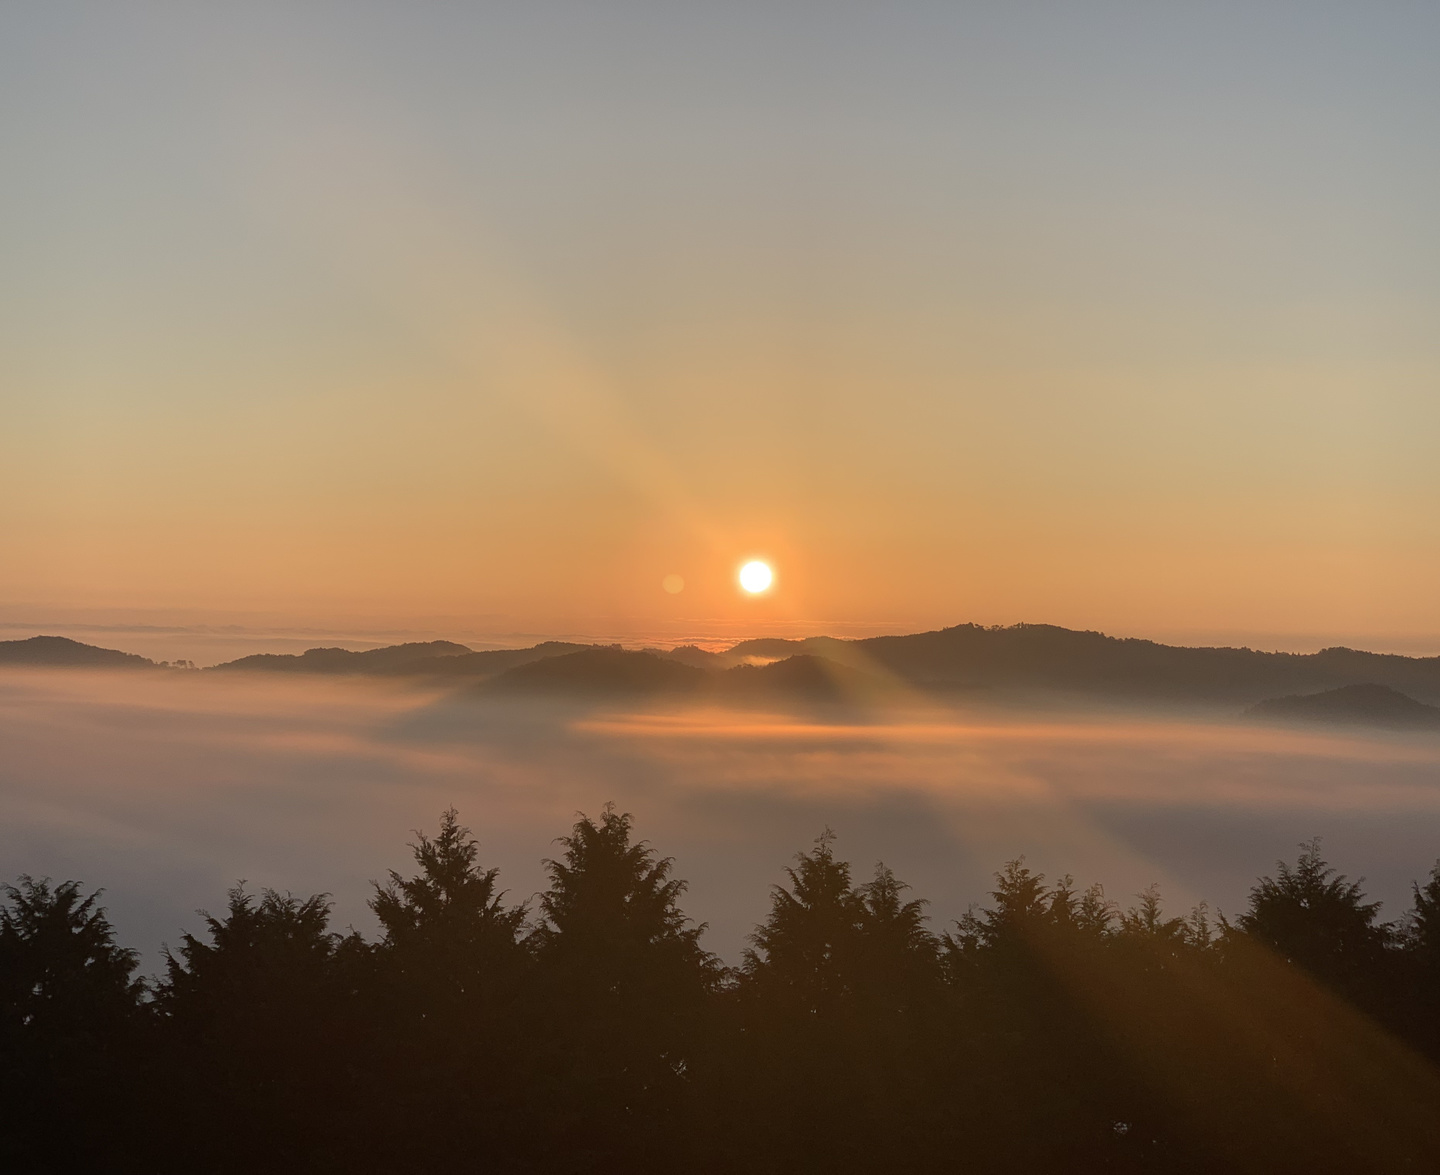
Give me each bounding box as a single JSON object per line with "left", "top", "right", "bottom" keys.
{"left": 4, "top": 669, "right": 1440, "bottom": 968}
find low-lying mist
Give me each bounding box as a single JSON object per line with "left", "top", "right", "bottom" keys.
{"left": 4, "top": 667, "right": 1440, "bottom": 969}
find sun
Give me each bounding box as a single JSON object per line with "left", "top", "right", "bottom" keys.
{"left": 739, "top": 560, "right": 773, "bottom": 594}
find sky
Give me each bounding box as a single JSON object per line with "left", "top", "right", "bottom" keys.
{"left": 4, "top": 3, "right": 1440, "bottom": 653}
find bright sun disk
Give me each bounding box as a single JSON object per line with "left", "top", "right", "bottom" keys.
{"left": 739, "top": 561, "right": 773, "bottom": 593}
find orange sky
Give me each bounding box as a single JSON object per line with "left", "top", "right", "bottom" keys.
{"left": 3, "top": 6, "right": 1439, "bottom": 650}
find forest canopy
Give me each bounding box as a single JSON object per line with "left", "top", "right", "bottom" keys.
{"left": 5, "top": 808, "right": 1440, "bottom": 1174}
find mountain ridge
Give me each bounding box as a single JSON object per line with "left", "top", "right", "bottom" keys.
{"left": 0, "top": 635, "right": 154, "bottom": 669}
{"left": 471, "top": 648, "right": 884, "bottom": 702}
{"left": 7, "top": 623, "right": 1440, "bottom": 706}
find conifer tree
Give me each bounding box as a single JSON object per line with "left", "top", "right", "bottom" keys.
{"left": 157, "top": 886, "right": 369, "bottom": 1172}
{"left": 371, "top": 806, "right": 526, "bottom": 1001}
{"left": 528, "top": 806, "right": 718, "bottom": 1168}
{"left": 0, "top": 878, "right": 145, "bottom": 1170}
{"left": 1119, "top": 884, "right": 1186, "bottom": 942}
{"left": 1236, "top": 839, "right": 1391, "bottom": 996}
{"left": 367, "top": 809, "right": 529, "bottom": 1168}
{"left": 1405, "top": 861, "right": 1440, "bottom": 969}
{"left": 744, "top": 830, "right": 864, "bottom": 1011}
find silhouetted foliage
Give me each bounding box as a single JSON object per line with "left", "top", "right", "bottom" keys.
{"left": 370, "top": 806, "right": 528, "bottom": 1026}
{"left": 855, "top": 863, "right": 941, "bottom": 1006}
{"left": 0, "top": 877, "right": 141, "bottom": 1030}
{"left": 744, "top": 830, "right": 864, "bottom": 1010}
{"left": 0, "top": 878, "right": 145, "bottom": 1172}
{"left": 1235, "top": 839, "right": 1391, "bottom": 1002}
{"left": 527, "top": 805, "right": 720, "bottom": 1169}
{"left": 366, "top": 808, "right": 528, "bottom": 1169}
{"left": 8, "top": 815, "right": 1440, "bottom": 1173}
{"left": 156, "top": 885, "right": 370, "bottom": 1172}
{"left": 733, "top": 836, "right": 948, "bottom": 1171}
{"left": 1404, "top": 860, "right": 1440, "bottom": 967}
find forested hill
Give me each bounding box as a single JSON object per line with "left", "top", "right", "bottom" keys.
{"left": 1246, "top": 683, "right": 1440, "bottom": 730}
{"left": 473, "top": 648, "right": 883, "bottom": 701}
{"left": 735, "top": 624, "right": 1440, "bottom": 704}
{"left": 8, "top": 624, "right": 1440, "bottom": 706}
{"left": 207, "top": 623, "right": 1440, "bottom": 703}
{"left": 210, "top": 640, "right": 595, "bottom": 676}
{"left": 212, "top": 640, "right": 472, "bottom": 674}
{"left": 0, "top": 635, "right": 153, "bottom": 669}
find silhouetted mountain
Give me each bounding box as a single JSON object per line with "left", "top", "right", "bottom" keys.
{"left": 20, "top": 621, "right": 1440, "bottom": 707}
{"left": 478, "top": 648, "right": 706, "bottom": 695}
{"left": 642, "top": 625, "right": 1440, "bottom": 704}
{"left": 475, "top": 649, "right": 884, "bottom": 703}
{"left": 648, "top": 644, "right": 726, "bottom": 669}
{"left": 211, "top": 641, "right": 472, "bottom": 674}
{"left": 438, "top": 623, "right": 1440, "bottom": 706}
{"left": 1246, "top": 683, "right": 1440, "bottom": 730}
{"left": 726, "top": 635, "right": 855, "bottom": 664}
{"left": 844, "top": 623, "right": 1440, "bottom": 703}
{"left": 396, "top": 641, "right": 595, "bottom": 677}
{"left": 0, "top": 635, "right": 153, "bottom": 669}
{"left": 718, "top": 654, "right": 883, "bottom": 700}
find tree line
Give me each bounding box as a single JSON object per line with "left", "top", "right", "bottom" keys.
{"left": 5, "top": 807, "right": 1440, "bottom": 1173}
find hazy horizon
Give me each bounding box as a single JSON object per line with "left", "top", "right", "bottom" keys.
{"left": 8, "top": 609, "right": 1440, "bottom": 670}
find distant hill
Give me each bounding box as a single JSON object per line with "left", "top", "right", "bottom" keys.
{"left": 1245, "top": 683, "right": 1440, "bottom": 731}
{"left": 481, "top": 623, "right": 1440, "bottom": 706}
{"left": 646, "top": 644, "right": 727, "bottom": 670}
{"left": 476, "top": 648, "right": 885, "bottom": 703}
{"left": 839, "top": 623, "right": 1440, "bottom": 704}
{"left": 717, "top": 654, "right": 884, "bottom": 701}
{"left": 13, "top": 621, "right": 1440, "bottom": 709}
{"left": 394, "top": 642, "right": 596, "bottom": 677}
{"left": 211, "top": 641, "right": 472, "bottom": 674}
{"left": 477, "top": 648, "right": 707, "bottom": 696}
{"left": 0, "top": 635, "right": 153, "bottom": 669}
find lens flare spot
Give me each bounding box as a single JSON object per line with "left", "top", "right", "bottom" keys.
{"left": 662, "top": 574, "right": 685, "bottom": 594}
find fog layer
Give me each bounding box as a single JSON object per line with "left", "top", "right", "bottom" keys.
{"left": 4, "top": 669, "right": 1440, "bottom": 968}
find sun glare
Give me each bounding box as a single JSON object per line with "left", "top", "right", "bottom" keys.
{"left": 739, "top": 560, "right": 773, "bottom": 594}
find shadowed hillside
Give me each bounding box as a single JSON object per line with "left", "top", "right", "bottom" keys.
{"left": 209, "top": 640, "right": 600, "bottom": 677}
{"left": 478, "top": 624, "right": 1440, "bottom": 706}
{"left": 393, "top": 641, "right": 596, "bottom": 677}
{"left": 475, "top": 647, "right": 708, "bottom": 696}
{"left": 717, "top": 653, "right": 885, "bottom": 700}
{"left": 0, "top": 636, "right": 153, "bottom": 669}
{"left": 746, "top": 624, "right": 1440, "bottom": 704}
{"left": 1246, "top": 683, "right": 1440, "bottom": 730}
{"left": 210, "top": 640, "right": 472, "bottom": 674}
{"left": 11, "top": 623, "right": 1440, "bottom": 707}
{"left": 475, "top": 648, "right": 886, "bottom": 702}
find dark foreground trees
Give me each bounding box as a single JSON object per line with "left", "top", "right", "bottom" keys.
{"left": 0, "top": 878, "right": 145, "bottom": 1170}
{"left": 527, "top": 805, "right": 722, "bottom": 1170}
{"left": 155, "top": 885, "right": 372, "bottom": 1171}
{"left": 366, "top": 807, "right": 529, "bottom": 1170}
{"left": 5, "top": 817, "right": 1440, "bottom": 1174}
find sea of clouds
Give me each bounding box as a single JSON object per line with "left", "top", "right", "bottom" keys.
{"left": 4, "top": 668, "right": 1440, "bottom": 970}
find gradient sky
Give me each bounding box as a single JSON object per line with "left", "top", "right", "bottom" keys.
{"left": 4, "top": 3, "right": 1439, "bottom": 647}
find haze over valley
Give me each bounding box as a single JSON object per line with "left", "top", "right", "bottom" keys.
{"left": 6, "top": 621, "right": 1440, "bottom": 968}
